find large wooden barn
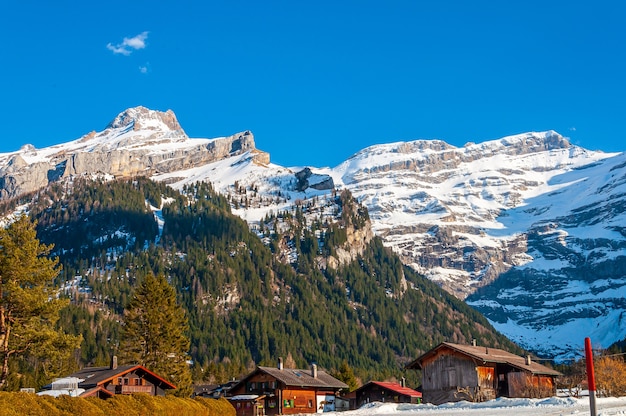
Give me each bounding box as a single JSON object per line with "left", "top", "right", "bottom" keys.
{"left": 406, "top": 342, "right": 561, "bottom": 405}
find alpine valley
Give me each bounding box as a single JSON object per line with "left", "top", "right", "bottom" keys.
{"left": 2, "top": 107, "right": 625, "bottom": 378}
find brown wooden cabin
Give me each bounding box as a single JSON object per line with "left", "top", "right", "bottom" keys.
{"left": 228, "top": 360, "right": 348, "bottom": 415}
{"left": 355, "top": 380, "right": 422, "bottom": 408}
{"left": 228, "top": 394, "right": 267, "bottom": 416}
{"left": 42, "top": 357, "right": 176, "bottom": 398}
{"left": 406, "top": 342, "right": 561, "bottom": 405}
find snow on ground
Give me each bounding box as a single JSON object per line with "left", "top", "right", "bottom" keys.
{"left": 324, "top": 397, "right": 626, "bottom": 416}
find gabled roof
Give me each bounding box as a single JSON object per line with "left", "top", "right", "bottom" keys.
{"left": 80, "top": 385, "right": 115, "bottom": 398}
{"left": 66, "top": 364, "right": 177, "bottom": 390}
{"left": 407, "top": 342, "right": 561, "bottom": 377}
{"left": 358, "top": 381, "right": 422, "bottom": 397}
{"left": 232, "top": 366, "right": 348, "bottom": 391}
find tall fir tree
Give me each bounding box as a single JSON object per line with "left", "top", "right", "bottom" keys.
{"left": 0, "top": 215, "right": 81, "bottom": 390}
{"left": 332, "top": 360, "right": 360, "bottom": 392}
{"left": 119, "top": 273, "right": 193, "bottom": 397}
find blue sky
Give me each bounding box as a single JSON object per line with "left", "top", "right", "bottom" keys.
{"left": 1, "top": 1, "right": 624, "bottom": 167}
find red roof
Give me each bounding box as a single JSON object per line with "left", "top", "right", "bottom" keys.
{"left": 366, "top": 381, "right": 422, "bottom": 397}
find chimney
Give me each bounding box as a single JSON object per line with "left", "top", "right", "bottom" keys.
{"left": 401, "top": 377, "right": 406, "bottom": 388}
{"left": 278, "top": 357, "right": 284, "bottom": 370}
{"left": 110, "top": 355, "right": 118, "bottom": 370}
{"left": 525, "top": 355, "right": 532, "bottom": 366}
{"left": 485, "top": 347, "right": 489, "bottom": 354}
{"left": 472, "top": 339, "right": 477, "bottom": 347}
{"left": 311, "top": 363, "right": 318, "bottom": 378}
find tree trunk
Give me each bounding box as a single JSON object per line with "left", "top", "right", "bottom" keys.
{"left": 0, "top": 323, "right": 11, "bottom": 390}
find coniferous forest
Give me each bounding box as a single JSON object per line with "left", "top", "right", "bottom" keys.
{"left": 3, "top": 176, "right": 521, "bottom": 390}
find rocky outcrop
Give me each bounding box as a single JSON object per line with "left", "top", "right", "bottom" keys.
{"left": 343, "top": 131, "right": 573, "bottom": 181}
{"left": 0, "top": 108, "right": 263, "bottom": 200}
{"left": 326, "top": 220, "right": 374, "bottom": 269}
{"left": 64, "top": 131, "right": 256, "bottom": 177}
{"left": 295, "top": 167, "right": 335, "bottom": 191}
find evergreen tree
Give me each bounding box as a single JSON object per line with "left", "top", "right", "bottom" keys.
{"left": 0, "top": 215, "right": 81, "bottom": 390}
{"left": 119, "top": 273, "right": 193, "bottom": 397}
{"left": 332, "top": 360, "right": 360, "bottom": 392}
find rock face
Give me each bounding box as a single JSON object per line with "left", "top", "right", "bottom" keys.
{"left": 326, "top": 219, "right": 375, "bottom": 269}
{"left": 0, "top": 107, "right": 264, "bottom": 199}
{"left": 327, "top": 131, "right": 626, "bottom": 358}
{"left": 331, "top": 131, "right": 619, "bottom": 298}
{"left": 295, "top": 167, "right": 335, "bottom": 191}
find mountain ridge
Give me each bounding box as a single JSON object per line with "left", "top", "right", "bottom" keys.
{"left": 2, "top": 106, "right": 625, "bottom": 360}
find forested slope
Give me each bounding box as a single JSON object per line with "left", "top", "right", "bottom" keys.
{"left": 9, "top": 177, "right": 520, "bottom": 387}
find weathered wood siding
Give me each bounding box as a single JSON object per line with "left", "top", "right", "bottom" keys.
{"left": 507, "top": 372, "right": 555, "bottom": 398}
{"left": 422, "top": 351, "right": 496, "bottom": 405}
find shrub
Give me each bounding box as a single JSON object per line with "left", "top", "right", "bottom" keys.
{"left": 0, "top": 392, "right": 235, "bottom": 416}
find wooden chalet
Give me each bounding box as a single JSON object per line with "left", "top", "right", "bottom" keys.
{"left": 355, "top": 380, "right": 422, "bottom": 408}
{"left": 39, "top": 357, "right": 176, "bottom": 398}
{"left": 228, "top": 359, "right": 348, "bottom": 415}
{"left": 406, "top": 342, "right": 561, "bottom": 405}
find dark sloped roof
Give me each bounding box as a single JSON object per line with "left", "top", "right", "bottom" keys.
{"left": 408, "top": 342, "right": 562, "bottom": 377}
{"left": 359, "top": 381, "right": 422, "bottom": 397}
{"left": 67, "top": 365, "right": 177, "bottom": 389}
{"left": 244, "top": 366, "right": 348, "bottom": 390}
{"left": 80, "top": 385, "right": 115, "bottom": 398}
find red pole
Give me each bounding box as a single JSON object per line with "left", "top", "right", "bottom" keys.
{"left": 585, "top": 337, "right": 597, "bottom": 416}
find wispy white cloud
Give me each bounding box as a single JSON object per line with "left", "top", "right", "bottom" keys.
{"left": 569, "top": 127, "right": 577, "bottom": 132}
{"left": 107, "top": 31, "right": 149, "bottom": 56}
{"left": 139, "top": 63, "right": 150, "bottom": 74}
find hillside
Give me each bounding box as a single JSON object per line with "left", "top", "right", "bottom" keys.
{"left": 9, "top": 176, "right": 519, "bottom": 387}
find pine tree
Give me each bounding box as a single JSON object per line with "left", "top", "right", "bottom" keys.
{"left": 119, "top": 273, "right": 193, "bottom": 397}
{"left": 332, "top": 360, "right": 360, "bottom": 392}
{"left": 0, "top": 215, "right": 82, "bottom": 390}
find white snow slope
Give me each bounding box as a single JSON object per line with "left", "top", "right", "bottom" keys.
{"left": 324, "top": 396, "right": 626, "bottom": 416}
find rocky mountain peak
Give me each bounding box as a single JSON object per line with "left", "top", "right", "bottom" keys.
{"left": 106, "top": 106, "right": 184, "bottom": 134}
{"left": 0, "top": 107, "right": 264, "bottom": 200}
{"left": 497, "top": 130, "right": 571, "bottom": 152}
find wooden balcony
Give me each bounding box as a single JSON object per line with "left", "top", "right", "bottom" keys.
{"left": 120, "top": 385, "right": 153, "bottom": 394}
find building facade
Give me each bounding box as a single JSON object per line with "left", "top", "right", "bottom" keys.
{"left": 407, "top": 342, "right": 561, "bottom": 405}
{"left": 228, "top": 360, "right": 348, "bottom": 415}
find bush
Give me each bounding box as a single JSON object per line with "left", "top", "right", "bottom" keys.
{"left": 595, "top": 356, "right": 626, "bottom": 397}
{"left": 0, "top": 392, "right": 235, "bottom": 416}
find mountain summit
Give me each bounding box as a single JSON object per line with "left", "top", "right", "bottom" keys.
{"left": 0, "top": 107, "right": 266, "bottom": 199}
{"left": 106, "top": 106, "right": 184, "bottom": 133}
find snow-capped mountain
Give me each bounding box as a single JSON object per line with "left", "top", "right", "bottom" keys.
{"left": 2, "top": 106, "right": 625, "bottom": 359}
{"left": 0, "top": 106, "right": 266, "bottom": 199}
